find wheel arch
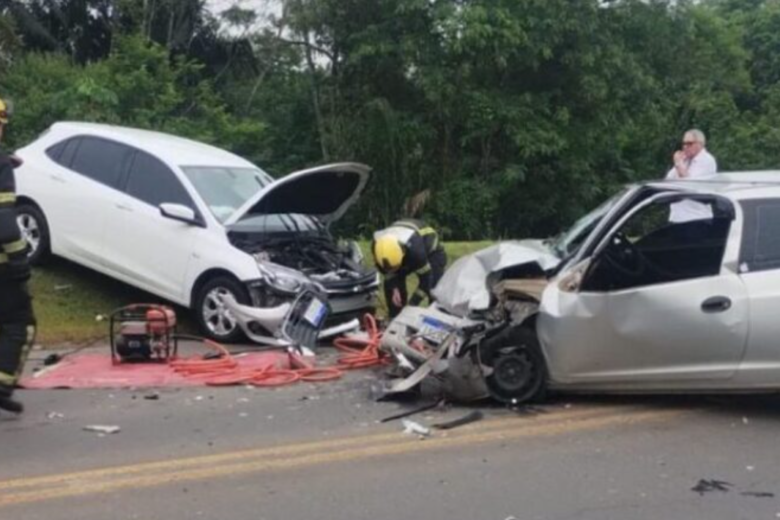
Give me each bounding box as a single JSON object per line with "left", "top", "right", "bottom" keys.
{"left": 15, "top": 195, "right": 43, "bottom": 210}
{"left": 189, "top": 268, "right": 244, "bottom": 308}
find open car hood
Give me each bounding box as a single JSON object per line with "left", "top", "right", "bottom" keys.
{"left": 431, "top": 240, "right": 561, "bottom": 317}
{"left": 224, "top": 162, "right": 371, "bottom": 226}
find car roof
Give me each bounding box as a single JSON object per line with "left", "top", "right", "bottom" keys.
{"left": 48, "top": 122, "right": 257, "bottom": 170}
{"left": 640, "top": 171, "right": 780, "bottom": 200}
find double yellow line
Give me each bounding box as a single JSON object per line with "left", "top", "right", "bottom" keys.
{"left": 0, "top": 405, "right": 680, "bottom": 507}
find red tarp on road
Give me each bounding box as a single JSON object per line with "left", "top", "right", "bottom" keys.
{"left": 20, "top": 352, "right": 291, "bottom": 389}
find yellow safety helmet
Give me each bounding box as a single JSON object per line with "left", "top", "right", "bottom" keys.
{"left": 373, "top": 234, "right": 404, "bottom": 273}
{"left": 0, "top": 97, "right": 10, "bottom": 125}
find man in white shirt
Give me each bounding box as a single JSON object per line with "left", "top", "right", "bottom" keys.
{"left": 665, "top": 129, "right": 717, "bottom": 222}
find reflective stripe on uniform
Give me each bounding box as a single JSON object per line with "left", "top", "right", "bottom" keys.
{"left": 395, "top": 221, "right": 439, "bottom": 250}
{"left": 0, "top": 371, "right": 15, "bottom": 385}
{"left": 14, "top": 325, "right": 36, "bottom": 381}
{"left": 415, "top": 263, "right": 432, "bottom": 276}
{"left": 0, "top": 252, "right": 7, "bottom": 264}
{"left": 0, "top": 192, "right": 16, "bottom": 205}
{"left": 2, "top": 239, "right": 26, "bottom": 254}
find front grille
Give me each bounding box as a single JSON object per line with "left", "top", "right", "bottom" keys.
{"left": 320, "top": 271, "right": 378, "bottom": 293}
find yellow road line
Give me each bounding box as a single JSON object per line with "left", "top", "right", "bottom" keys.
{"left": 0, "top": 406, "right": 615, "bottom": 492}
{"left": 0, "top": 407, "right": 680, "bottom": 507}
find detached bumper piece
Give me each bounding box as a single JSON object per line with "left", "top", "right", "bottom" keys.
{"left": 223, "top": 290, "right": 358, "bottom": 352}
{"left": 280, "top": 290, "right": 331, "bottom": 354}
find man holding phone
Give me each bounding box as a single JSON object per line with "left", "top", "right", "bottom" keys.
{"left": 665, "top": 129, "right": 717, "bottom": 222}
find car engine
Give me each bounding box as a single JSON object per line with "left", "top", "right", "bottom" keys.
{"left": 229, "top": 232, "right": 372, "bottom": 281}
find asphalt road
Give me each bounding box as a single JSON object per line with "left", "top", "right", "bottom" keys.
{"left": 3, "top": 349, "right": 780, "bottom": 520}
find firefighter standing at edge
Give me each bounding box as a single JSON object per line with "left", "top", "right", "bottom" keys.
{"left": 372, "top": 219, "right": 447, "bottom": 319}
{"left": 0, "top": 96, "right": 35, "bottom": 414}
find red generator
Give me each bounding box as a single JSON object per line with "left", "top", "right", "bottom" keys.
{"left": 110, "top": 304, "right": 179, "bottom": 364}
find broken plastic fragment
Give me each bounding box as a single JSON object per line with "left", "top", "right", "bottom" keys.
{"left": 83, "top": 425, "right": 121, "bottom": 434}
{"left": 401, "top": 419, "right": 431, "bottom": 437}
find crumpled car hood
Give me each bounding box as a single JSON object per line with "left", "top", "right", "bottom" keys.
{"left": 432, "top": 240, "right": 560, "bottom": 316}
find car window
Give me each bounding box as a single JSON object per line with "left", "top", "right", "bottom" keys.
{"left": 69, "top": 137, "right": 131, "bottom": 188}
{"left": 46, "top": 137, "right": 81, "bottom": 168}
{"left": 125, "top": 151, "right": 194, "bottom": 209}
{"left": 739, "top": 198, "right": 780, "bottom": 273}
{"left": 582, "top": 196, "right": 732, "bottom": 292}
{"left": 45, "top": 140, "right": 67, "bottom": 162}
{"left": 59, "top": 138, "right": 81, "bottom": 167}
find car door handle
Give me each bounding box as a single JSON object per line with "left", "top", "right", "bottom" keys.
{"left": 115, "top": 203, "right": 133, "bottom": 212}
{"left": 49, "top": 174, "right": 66, "bottom": 183}
{"left": 701, "top": 296, "right": 732, "bottom": 313}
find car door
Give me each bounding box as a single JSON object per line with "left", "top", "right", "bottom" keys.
{"left": 735, "top": 198, "right": 780, "bottom": 382}
{"left": 102, "top": 149, "right": 205, "bottom": 302}
{"left": 539, "top": 192, "right": 749, "bottom": 386}
{"left": 49, "top": 136, "right": 133, "bottom": 269}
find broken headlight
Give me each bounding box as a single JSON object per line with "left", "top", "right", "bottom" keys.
{"left": 257, "top": 261, "right": 311, "bottom": 294}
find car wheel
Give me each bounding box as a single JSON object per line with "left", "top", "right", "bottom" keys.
{"left": 195, "top": 276, "right": 250, "bottom": 343}
{"left": 480, "top": 326, "right": 547, "bottom": 405}
{"left": 16, "top": 203, "right": 51, "bottom": 265}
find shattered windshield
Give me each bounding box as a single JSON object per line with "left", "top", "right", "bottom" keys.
{"left": 549, "top": 188, "right": 629, "bottom": 258}
{"left": 182, "top": 166, "right": 273, "bottom": 223}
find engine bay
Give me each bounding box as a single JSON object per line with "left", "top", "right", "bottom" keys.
{"left": 229, "top": 231, "right": 373, "bottom": 282}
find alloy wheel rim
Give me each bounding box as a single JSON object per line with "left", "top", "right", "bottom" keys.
{"left": 16, "top": 213, "right": 40, "bottom": 256}
{"left": 203, "top": 288, "right": 237, "bottom": 336}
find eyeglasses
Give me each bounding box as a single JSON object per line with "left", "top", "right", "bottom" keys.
{"left": 682, "top": 141, "right": 698, "bottom": 147}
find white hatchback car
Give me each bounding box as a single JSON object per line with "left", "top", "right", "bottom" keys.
{"left": 14, "top": 122, "right": 379, "bottom": 342}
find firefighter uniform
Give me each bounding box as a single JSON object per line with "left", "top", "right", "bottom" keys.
{"left": 372, "top": 219, "right": 447, "bottom": 318}
{"left": 0, "top": 109, "right": 35, "bottom": 414}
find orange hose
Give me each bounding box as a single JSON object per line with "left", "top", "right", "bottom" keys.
{"left": 171, "top": 315, "right": 387, "bottom": 387}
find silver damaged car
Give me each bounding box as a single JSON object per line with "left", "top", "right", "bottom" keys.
{"left": 380, "top": 173, "right": 780, "bottom": 403}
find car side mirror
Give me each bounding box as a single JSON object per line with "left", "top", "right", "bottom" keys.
{"left": 159, "top": 203, "right": 204, "bottom": 227}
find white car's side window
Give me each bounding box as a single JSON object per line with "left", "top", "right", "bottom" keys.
{"left": 739, "top": 198, "right": 780, "bottom": 273}
{"left": 69, "top": 136, "right": 132, "bottom": 189}
{"left": 125, "top": 151, "right": 194, "bottom": 211}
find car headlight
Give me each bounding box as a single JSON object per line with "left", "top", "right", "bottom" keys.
{"left": 257, "top": 262, "right": 309, "bottom": 294}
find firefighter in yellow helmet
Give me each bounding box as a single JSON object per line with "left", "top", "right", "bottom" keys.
{"left": 372, "top": 219, "right": 447, "bottom": 318}
{"left": 0, "top": 96, "right": 34, "bottom": 414}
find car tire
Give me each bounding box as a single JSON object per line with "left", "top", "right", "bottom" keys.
{"left": 480, "top": 325, "right": 547, "bottom": 405}
{"left": 194, "top": 276, "right": 250, "bottom": 343}
{"left": 16, "top": 203, "right": 51, "bottom": 265}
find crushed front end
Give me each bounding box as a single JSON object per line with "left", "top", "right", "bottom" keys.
{"left": 378, "top": 242, "right": 554, "bottom": 403}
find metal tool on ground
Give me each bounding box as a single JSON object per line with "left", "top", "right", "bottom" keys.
{"left": 432, "top": 410, "right": 484, "bottom": 430}
{"left": 110, "top": 304, "right": 178, "bottom": 364}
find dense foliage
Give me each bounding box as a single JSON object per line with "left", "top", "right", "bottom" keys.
{"left": 1, "top": 0, "right": 779, "bottom": 239}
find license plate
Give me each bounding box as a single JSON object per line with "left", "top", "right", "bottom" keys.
{"left": 419, "top": 316, "right": 455, "bottom": 344}
{"left": 303, "top": 298, "right": 327, "bottom": 327}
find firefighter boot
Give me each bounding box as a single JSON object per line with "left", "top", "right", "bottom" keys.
{"left": 0, "top": 384, "right": 23, "bottom": 414}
